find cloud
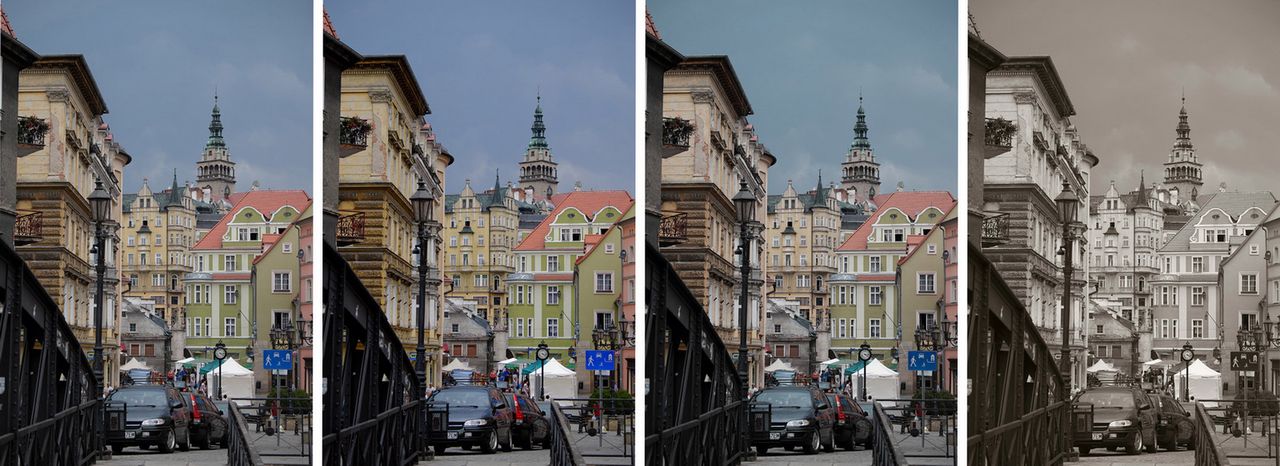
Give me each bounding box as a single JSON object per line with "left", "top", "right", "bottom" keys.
{"left": 1215, "top": 66, "right": 1278, "bottom": 98}
{"left": 1213, "top": 129, "right": 1246, "bottom": 150}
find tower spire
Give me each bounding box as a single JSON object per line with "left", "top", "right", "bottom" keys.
{"left": 528, "top": 95, "right": 548, "bottom": 150}
{"left": 851, "top": 95, "right": 871, "bottom": 150}
{"left": 207, "top": 93, "right": 225, "bottom": 148}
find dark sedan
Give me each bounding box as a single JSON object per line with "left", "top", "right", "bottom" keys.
{"left": 186, "top": 391, "right": 229, "bottom": 449}
{"left": 104, "top": 385, "right": 193, "bottom": 454}
{"left": 504, "top": 392, "right": 550, "bottom": 449}
{"left": 749, "top": 386, "right": 836, "bottom": 455}
{"left": 1152, "top": 393, "right": 1194, "bottom": 451}
{"left": 826, "top": 392, "right": 872, "bottom": 450}
{"left": 426, "top": 386, "right": 515, "bottom": 454}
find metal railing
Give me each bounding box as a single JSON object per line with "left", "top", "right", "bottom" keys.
{"left": 0, "top": 237, "right": 102, "bottom": 466}
{"left": 1194, "top": 402, "right": 1229, "bottom": 466}
{"left": 338, "top": 116, "right": 370, "bottom": 151}
{"left": 658, "top": 212, "right": 688, "bottom": 246}
{"left": 968, "top": 243, "right": 1070, "bottom": 465}
{"left": 645, "top": 243, "right": 748, "bottom": 465}
{"left": 226, "top": 396, "right": 311, "bottom": 460}
{"left": 549, "top": 402, "right": 587, "bottom": 466}
{"left": 878, "top": 398, "right": 958, "bottom": 462}
{"left": 322, "top": 243, "right": 424, "bottom": 465}
{"left": 335, "top": 212, "right": 365, "bottom": 246}
{"left": 873, "top": 402, "right": 908, "bottom": 466}
{"left": 983, "top": 117, "right": 1014, "bottom": 158}
{"left": 662, "top": 117, "right": 693, "bottom": 157}
{"left": 17, "top": 116, "right": 48, "bottom": 149}
{"left": 980, "top": 213, "right": 1009, "bottom": 247}
{"left": 228, "top": 402, "right": 266, "bottom": 466}
{"left": 554, "top": 397, "right": 634, "bottom": 461}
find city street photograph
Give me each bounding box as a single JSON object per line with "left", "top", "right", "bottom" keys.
{"left": 645, "top": 1, "right": 959, "bottom": 464}
{"left": 321, "top": 1, "right": 636, "bottom": 465}
{"left": 0, "top": 0, "right": 314, "bottom": 465}
{"left": 968, "top": 1, "right": 1280, "bottom": 465}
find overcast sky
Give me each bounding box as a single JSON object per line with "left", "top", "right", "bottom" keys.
{"left": 649, "top": 0, "right": 958, "bottom": 194}
{"left": 327, "top": 0, "right": 634, "bottom": 193}
{"left": 972, "top": 0, "right": 1280, "bottom": 194}
{"left": 7, "top": 0, "right": 312, "bottom": 194}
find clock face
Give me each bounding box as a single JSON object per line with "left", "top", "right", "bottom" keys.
{"left": 859, "top": 349, "right": 872, "bottom": 361}
{"left": 214, "top": 347, "right": 227, "bottom": 360}
{"left": 1181, "top": 349, "right": 1193, "bottom": 362}
{"left": 536, "top": 348, "right": 549, "bottom": 360}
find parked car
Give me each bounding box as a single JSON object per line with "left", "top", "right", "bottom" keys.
{"left": 1073, "top": 386, "right": 1159, "bottom": 455}
{"left": 1151, "top": 392, "right": 1194, "bottom": 451}
{"left": 105, "top": 385, "right": 193, "bottom": 454}
{"left": 504, "top": 392, "right": 550, "bottom": 449}
{"left": 426, "top": 385, "right": 514, "bottom": 454}
{"left": 826, "top": 392, "right": 872, "bottom": 450}
{"left": 185, "top": 391, "right": 229, "bottom": 449}
{"left": 749, "top": 385, "right": 836, "bottom": 455}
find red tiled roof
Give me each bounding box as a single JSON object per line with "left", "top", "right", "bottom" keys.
{"left": 194, "top": 190, "right": 311, "bottom": 250}
{"left": 838, "top": 191, "right": 956, "bottom": 251}
{"left": 897, "top": 204, "right": 957, "bottom": 265}
{"left": 1, "top": 8, "right": 13, "bottom": 37}
{"left": 645, "top": 9, "right": 660, "bottom": 39}
{"left": 515, "top": 191, "right": 633, "bottom": 251}
{"left": 322, "top": 9, "right": 338, "bottom": 39}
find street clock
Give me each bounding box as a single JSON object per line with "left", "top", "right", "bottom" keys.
{"left": 1179, "top": 347, "right": 1194, "bottom": 362}
{"left": 213, "top": 342, "right": 228, "bottom": 361}
{"left": 536, "top": 346, "right": 550, "bottom": 361}
{"left": 858, "top": 348, "right": 873, "bottom": 362}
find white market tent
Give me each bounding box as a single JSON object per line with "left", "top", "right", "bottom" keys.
{"left": 764, "top": 360, "right": 795, "bottom": 373}
{"left": 496, "top": 358, "right": 517, "bottom": 366}
{"left": 442, "top": 358, "right": 474, "bottom": 372}
{"left": 818, "top": 358, "right": 841, "bottom": 368}
{"left": 1086, "top": 360, "right": 1119, "bottom": 384}
{"left": 120, "top": 358, "right": 150, "bottom": 371}
{"left": 208, "top": 357, "right": 255, "bottom": 405}
{"left": 175, "top": 357, "right": 196, "bottom": 365}
{"left": 527, "top": 358, "right": 577, "bottom": 406}
{"left": 850, "top": 359, "right": 900, "bottom": 406}
{"left": 1173, "top": 359, "right": 1222, "bottom": 407}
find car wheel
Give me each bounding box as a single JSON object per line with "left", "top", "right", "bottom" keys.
{"left": 434, "top": 445, "right": 447, "bottom": 455}
{"left": 197, "top": 430, "right": 211, "bottom": 449}
{"left": 482, "top": 430, "right": 498, "bottom": 453}
{"left": 1126, "top": 429, "right": 1142, "bottom": 455}
{"left": 756, "top": 445, "right": 768, "bottom": 456}
{"left": 501, "top": 429, "right": 513, "bottom": 452}
{"left": 178, "top": 428, "right": 191, "bottom": 451}
{"left": 159, "top": 429, "right": 176, "bottom": 453}
{"left": 111, "top": 445, "right": 123, "bottom": 455}
{"left": 1145, "top": 427, "right": 1158, "bottom": 453}
{"left": 1106, "top": 446, "right": 1116, "bottom": 451}
{"left": 804, "top": 430, "right": 820, "bottom": 454}
{"left": 518, "top": 430, "right": 533, "bottom": 450}
{"left": 1078, "top": 446, "right": 1090, "bottom": 456}
{"left": 822, "top": 429, "right": 835, "bottom": 452}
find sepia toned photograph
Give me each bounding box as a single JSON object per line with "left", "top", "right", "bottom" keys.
{"left": 968, "top": 1, "right": 1280, "bottom": 465}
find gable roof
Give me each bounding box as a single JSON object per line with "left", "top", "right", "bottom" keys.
{"left": 837, "top": 191, "right": 956, "bottom": 251}
{"left": 1160, "top": 192, "right": 1277, "bottom": 252}
{"left": 515, "top": 191, "right": 633, "bottom": 251}
{"left": 194, "top": 190, "right": 311, "bottom": 250}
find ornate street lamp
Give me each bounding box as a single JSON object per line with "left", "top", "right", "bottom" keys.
{"left": 732, "top": 177, "right": 756, "bottom": 454}
{"left": 411, "top": 180, "right": 436, "bottom": 398}
{"left": 1054, "top": 179, "right": 1081, "bottom": 458}
{"left": 536, "top": 342, "right": 550, "bottom": 400}
{"left": 858, "top": 344, "right": 873, "bottom": 401}
{"left": 88, "top": 178, "right": 111, "bottom": 450}
{"left": 213, "top": 341, "right": 228, "bottom": 399}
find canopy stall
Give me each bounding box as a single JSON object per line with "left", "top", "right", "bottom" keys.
{"left": 526, "top": 358, "right": 577, "bottom": 405}
{"left": 844, "top": 359, "right": 900, "bottom": 405}
{"left": 1173, "top": 359, "right": 1222, "bottom": 407}
{"left": 206, "top": 357, "right": 255, "bottom": 405}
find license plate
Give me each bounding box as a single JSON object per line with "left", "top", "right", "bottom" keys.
{"left": 1091, "top": 433, "right": 1103, "bottom": 441}
{"left": 769, "top": 433, "right": 781, "bottom": 440}
{"left": 447, "top": 432, "right": 459, "bottom": 440}
{"left": 125, "top": 431, "right": 136, "bottom": 439}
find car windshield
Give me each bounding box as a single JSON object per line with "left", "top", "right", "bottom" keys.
{"left": 1078, "top": 391, "right": 1135, "bottom": 409}
{"left": 108, "top": 389, "right": 167, "bottom": 407}
{"left": 430, "top": 389, "right": 489, "bottom": 408}
{"left": 754, "top": 390, "right": 813, "bottom": 409}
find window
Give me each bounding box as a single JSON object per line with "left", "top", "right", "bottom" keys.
{"left": 515, "top": 286, "right": 525, "bottom": 304}
{"left": 548, "top": 255, "right": 560, "bottom": 272}
{"left": 838, "top": 319, "right": 847, "bottom": 338}
{"left": 547, "top": 318, "right": 560, "bottom": 337}
{"left": 516, "top": 318, "right": 525, "bottom": 337}
{"left": 869, "top": 319, "right": 882, "bottom": 338}
{"left": 595, "top": 272, "right": 614, "bottom": 293}
{"left": 1242, "top": 273, "right": 1259, "bottom": 294}
{"left": 869, "top": 286, "right": 882, "bottom": 305}
{"left": 1192, "top": 287, "right": 1204, "bottom": 306}
{"left": 224, "top": 318, "right": 236, "bottom": 337}
{"left": 1192, "top": 256, "right": 1204, "bottom": 273}
{"left": 152, "top": 274, "right": 163, "bottom": 287}
{"left": 917, "top": 273, "right": 936, "bottom": 294}
{"left": 526, "top": 319, "right": 533, "bottom": 337}
{"left": 1096, "top": 325, "right": 1104, "bottom": 334}
{"left": 273, "top": 272, "right": 292, "bottom": 292}
{"left": 225, "top": 285, "right": 238, "bottom": 304}
{"left": 1098, "top": 345, "right": 1108, "bottom": 358}
{"left": 547, "top": 286, "right": 560, "bottom": 305}
{"left": 870, "top": 257, "right": 881, "bottom": 273}
{"left": 1192, "top": 319, "right": 1204, "bottom": 338}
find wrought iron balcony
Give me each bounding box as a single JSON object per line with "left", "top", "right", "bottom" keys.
{"left": 338, "top": 116, "right": 370, "bottom": 157}
{"left": 336, "top": 212, "right": 366, "bottom": 246}
{"left": 1032, "top": 130, "right": 1049, "bottom": 151}
{"left": 984, "top": 117, "right": 1015, "bottom": 158}
{"left": 981, "top": 212, "right": 1010, "bottom": 248}
{"left": 17, "top": 116, "right": 48, "bottom": 157}
{"left": 658, "top": 212, "right": 688, "bottom": 246}
{"left": 662, "top": 117, "right": 693, "bottom": 157}
{"left": 13, "top": 212, "right": 42, "bottom": 246}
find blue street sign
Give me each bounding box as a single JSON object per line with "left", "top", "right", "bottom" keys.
{"left": 907, "top": 351, "right": 938, "bottom": 372}
{"left": 263, "top": 350, "right": 293, "bottom": 371}
{"left": 584, "top": 350, "right": 614, "bottom": 371}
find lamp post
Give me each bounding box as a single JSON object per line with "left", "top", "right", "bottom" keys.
{"left": 411, "top": 180, "right": 437, "bottom": 398}
{"left": 1179, "top": 343, "right": 1195, "bottom": 401}
{"left": 1055, "top": 180, "right": 1081, "bottom": 458}
{"left": 732, "top": 180, "right": 755, "bottom": 454}
{"left": 858, "top": 343, "right": 872, "bottom": 401}
{"left": 535, "top": 342, "right": 550, "bottom": 400}
{"left": 88, "top": 179, "right": 111, "bottom": 450}
{"left": 213, "top": 341, "right": 228, "bottom": 399}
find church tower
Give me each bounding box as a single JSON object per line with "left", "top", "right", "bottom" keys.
{"left": 841, "top": 95, "right": 880, "bottom": 205}
{"left": 518, "top": 95, "right": 558, "bottom": 200}
{"left": 1163, "top": 95, "right": 1202, "bottom": 200}
{"left": 196, "top": 94, "right": 236, "bottom": 202}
